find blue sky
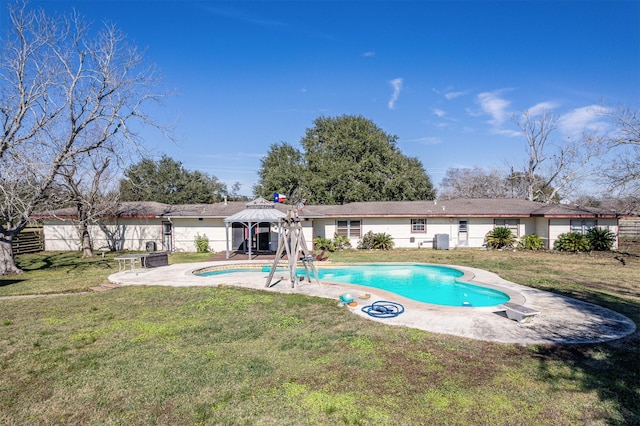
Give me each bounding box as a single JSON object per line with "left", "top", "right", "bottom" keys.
{"left": 25, "top": 1, "right": 640, "bottom": 195}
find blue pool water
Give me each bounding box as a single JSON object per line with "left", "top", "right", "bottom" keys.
{"left": 198, "top": 264, "right": 510, "bottom": 307}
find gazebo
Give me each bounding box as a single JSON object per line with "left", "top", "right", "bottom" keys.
{"left": 223, "top": 198, "right": 287, "bottom": 259}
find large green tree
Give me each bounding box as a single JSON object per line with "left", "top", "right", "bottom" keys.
{"left": 255, "top": 115, "right": 435, "bottom": 204}
{"left": 119, "top": 156, "right": 228, "bottom": 204}
{"left": 253, "top": 142, "right": 305, "bottom": 201}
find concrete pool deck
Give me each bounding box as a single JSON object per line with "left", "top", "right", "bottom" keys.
{"left": 108, "top": 261, "right": 636, "bottom": 346}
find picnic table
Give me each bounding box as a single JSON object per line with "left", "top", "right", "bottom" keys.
{"left": 114, "top": 252, "right": 169, "bottom": 271}
{"left": 114, "top": 254, "right": 147, "bottom": 271}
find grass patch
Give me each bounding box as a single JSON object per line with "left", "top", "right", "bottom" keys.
{"left": 0, "top": 249, "right": 638, "bottom": 424}
{"left": 0, "top": 251, "right": 211, "bottom": 296}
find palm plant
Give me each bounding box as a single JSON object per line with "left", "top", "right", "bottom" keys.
{"left": 586, "top": 227, "right": 616, "bottom": 251}
{"left": 358, "top": 231, "right": 394, "bottom": 250}
{"left": 372, "top": 232, "right": 394, "bottom": 250}
{"left": 485, "top": 227, "right": 516, "bottom": 249}
{"left": 554, "top": 232, "right": 590, "bottom": 252}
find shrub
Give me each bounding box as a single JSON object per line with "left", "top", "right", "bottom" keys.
{"left": 373, "top": 232, "right": 394, "bottom": 250}
{"left": 358, "top": 231, "right": 376, "bottom": 249}
{"left": 485, "top": 227, "right": 516, "bottom": 249}
{"left": 313, "top": 236, "right": 334, "bottom": 251}
{"left": 586, "top": 227, "right": 616, "bottom": 251}
{"left": 333, "top": 234, "right": 352, "bottom": 250}
{"left": 194, "top": 233, "right": 210, "bottom": 253}
{"left": 553, "top": 232, "right": 590, "bottom": 252}
{"left": 358, "top": 231, "right": 394, "bottom": 250}
{"left": 519, "top": 234, "right": 544, "bottom": 250}
{"left": 313, "top": 234, "right": 351, "bottom": 252}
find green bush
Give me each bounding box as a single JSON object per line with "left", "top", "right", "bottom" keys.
{"left": 333, "top": 234, "right": 352, "bottom": 250}
{"left": 313, "top": 234, "right": 352, "bottom": 252}
{"left": 485, "top": 227, "right": 516, "bottom": 249}
{"left": 313, "top": 236, "right": 334, "bottom": 251}
{"left": 358, "top": 231, "right": 394, "bottom": 250}
{"left": 586, "top": 227, "right": 616, "bottom": 251}
{"left": 518, "top": 234, "right": 544, "bottom": 250}
{"left": 553, "top": 232, "right": 590, "bottom": 252}
{"left": 194, "top": 233, "right": 210, "bottom": 253}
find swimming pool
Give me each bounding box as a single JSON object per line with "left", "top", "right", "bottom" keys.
{"left": 197, "top": 264, "right": 510, "bottom": 307}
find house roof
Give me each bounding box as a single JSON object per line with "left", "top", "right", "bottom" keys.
{"left": 34, "top": 198, "right": 620, "bottom": 220}
{"left": 299, "top": 199, "right": 618, "bottom": 218}
{"left": 32, "top": 201, "right": 173, "bottom": 219}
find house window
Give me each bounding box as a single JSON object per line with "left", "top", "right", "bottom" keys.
{"left": 411, "top": 218, "right": 426, "bottom": 233}
{"left": 495, "top": 219, "right": 520, "bottom": 237}
{"left": 571, "top": 219, "right": 596, "bottom": 235}
{"left": 336, "top": 220, "right": 361, "bottom": 238}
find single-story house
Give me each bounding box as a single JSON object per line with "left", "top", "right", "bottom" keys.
{"left": 35, "top": 198, "right": 622, "bottom": 253}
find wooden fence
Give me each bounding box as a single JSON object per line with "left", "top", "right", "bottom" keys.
{"left": 11, "top": 227, "right": 44, "bottom": 255}
{"left": 618, "top": 218, "right": 640, "bottom": 254}
{"left": 619, "top": 218, "right": 640, "bottom": 240}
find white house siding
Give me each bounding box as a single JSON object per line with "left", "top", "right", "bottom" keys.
{"left": 311, "top": 217, "right": 519, "bottom": 249}
{"left": 545, "top": 218, "right": 618, "bottom": 249}
{"left": 302, "top": 221, "right": 315, "bottom": 251}
{"left": 40, "top": 206, "right": 620, "bottom": 253}
{"left": 361, "top": 218, "right": 411, "bottom": 248}
{"left": 597, "top": 218, "right": 619, "bottom": 249}
{"left": 43, "top": 218, "right": 162, "bottom": 252}
{"left": 422, "top": 218, "right": 455, "bottom": 248}
{"left": 94, "top": 219, "right": 162, "bottom": 251}
{"left": 534, "top": 217, "right": 550, "bottom": 249}
{"left": 43, "top": 219, "right": 81, "bottom": 251}
{"left": 548, "top": 218, "right": 571, "bottom": 249}
{"left": 169, "top": 218, "right": 227, "bottom": 252}
{"left": 463, "top": 218, "right": 492, "bottom": 248}
{"left": 318, "top": 219, "right": 336, "bottom": 241}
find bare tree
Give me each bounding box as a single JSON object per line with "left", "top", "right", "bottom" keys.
{"left": 511, "top": 109, "right": 601, "bottom": 203}
{"left": 0, "top": 3, "right": 167, "bottom": 274}
{"left": 55, "top": 147, "right": 121, "bottom": 258}
{"left": 600, "top": 106, "right": 640, "bottom": 210}
{"left": 438, "top": 167, "right": 509, "bottom": 200}
{"left": 512, "top": 110, "right": 558, "bottom": 201}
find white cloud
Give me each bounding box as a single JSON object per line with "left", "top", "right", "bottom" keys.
{"left": 388, "top": 78, "right": 403, "bottom": 110}
{"left": 432, "top": 87, "right": 469, "bottom": 100}
{"left": 362, "top": 51, "right": 375, "bottom": 57}
{"left": 408, "top": 136, "right": 442, "bottom": 145}
{"left": 444, "top": 90, "right": 467, "bottom": 100}
{"left": 432, "top": 108, "right": 446, "bottom": 118}
{"left": 477, "top": 90, "right": 512, "bottom": 126}
{"left": 525, "top": 101, "right": 559, "bottom": 117}
{"left": 558, "top": 105, "right": 611, "bottom": 138}
{"left": 493, "top": 128, "right": 522, "bottom": 137}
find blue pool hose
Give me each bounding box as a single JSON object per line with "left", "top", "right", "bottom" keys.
{"left": 361, "top": 300, "right": 405, "bottom": 318}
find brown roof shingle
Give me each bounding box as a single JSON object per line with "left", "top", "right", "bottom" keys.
{"left": 34, "top": 198, "right": 619, "bottom": 220}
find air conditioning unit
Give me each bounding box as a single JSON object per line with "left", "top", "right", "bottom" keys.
{"left": 433, "top": 234, "right": 449, "bottom": 250}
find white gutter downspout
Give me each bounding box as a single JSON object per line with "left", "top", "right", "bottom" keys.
{"left": 225, "top": 221, "right": 230, "bottom": 259}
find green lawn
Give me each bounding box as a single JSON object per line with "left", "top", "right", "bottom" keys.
{"left": 1, "top": 249, "right": 638, "bottom": 425}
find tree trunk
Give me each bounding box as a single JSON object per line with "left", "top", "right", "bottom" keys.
{"left": 0, "top": 236, "right": 22, "bottom": 275}
{"left": 80, "top": 225, "right": 94, "bottom": 258}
